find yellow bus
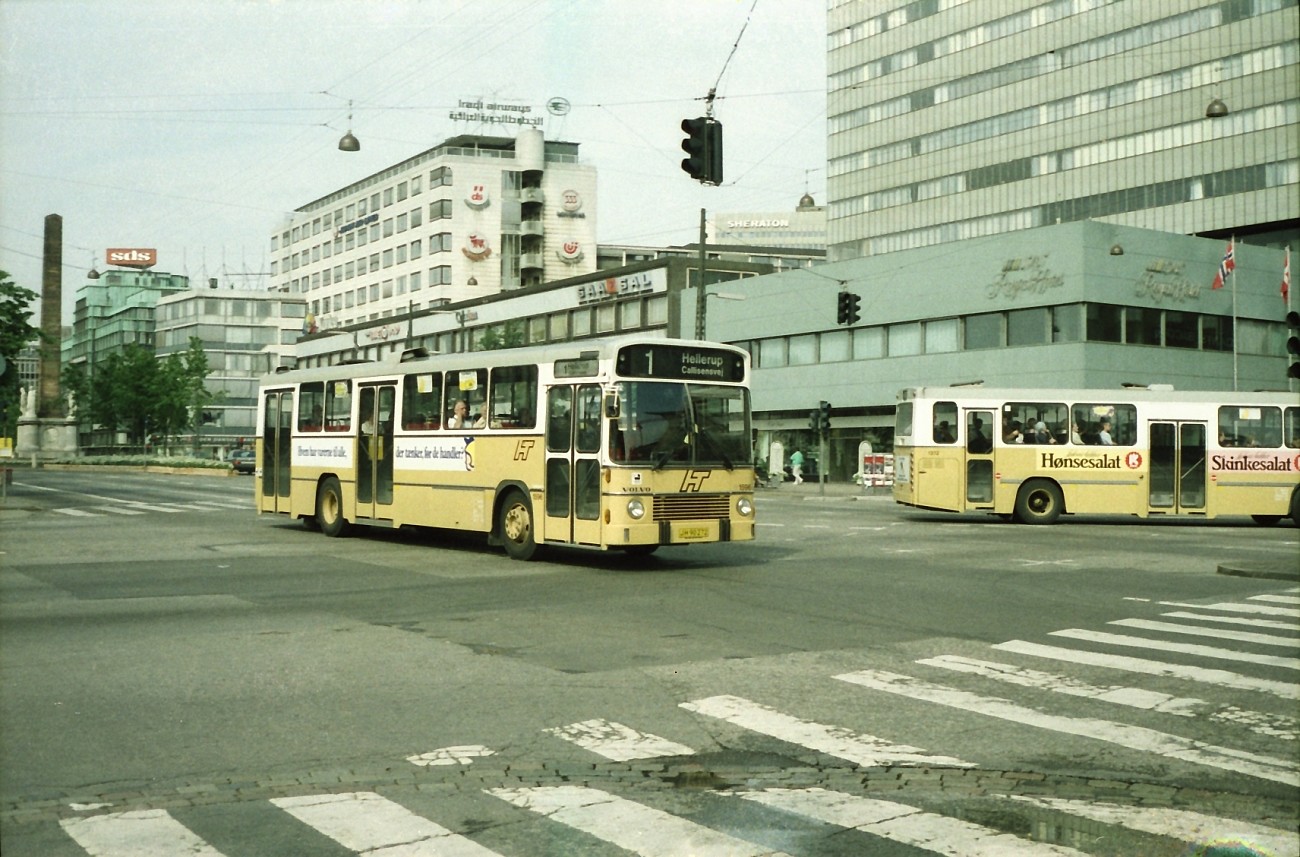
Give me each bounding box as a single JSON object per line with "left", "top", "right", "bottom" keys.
{"left": 892, "top": 386, "right": 1300, "bottom": 526}
{"left": 256, "top": 337, "right": 756, "bottom": 559}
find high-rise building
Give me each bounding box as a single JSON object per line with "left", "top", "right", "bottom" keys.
{"left": 269, "top": 129, "right": 598, "bottom": 331}
{"left": 826, "top": 0, "right": 1299, "bottom": 262}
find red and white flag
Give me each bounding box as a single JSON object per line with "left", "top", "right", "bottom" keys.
{"left": 1282, "top": 246, "right": 1291, "bottom": 303}
{"left": 1211, "top": 239, "right": 1235, "bottom": 290}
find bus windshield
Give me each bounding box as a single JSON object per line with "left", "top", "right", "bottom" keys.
{"left": 612, "top": 381, "right": 750, "bottom": 470}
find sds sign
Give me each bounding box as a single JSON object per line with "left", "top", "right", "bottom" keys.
{"left": 106, "top": 248, "right": 157, "bottom": 269}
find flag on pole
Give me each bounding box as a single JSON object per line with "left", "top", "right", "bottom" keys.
{"left": 1211, "top": 239, "right": 1235, "bottom": 290}
{"left": 1283, "top": 247, "right": 1291, "bottom": 303}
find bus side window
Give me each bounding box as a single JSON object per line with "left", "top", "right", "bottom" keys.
{"left": 1286, "top": 407, "right": 1300, "bottom": 449}
{"left": 298, "top": 382, "right": 325, "bottom": 432}
{"left": 402, "top": 372, "right": 441, "bottom": 430}
{"left": 933, "top": 401, "right": 957, "bottom": 444}
{"left": 489, "top": 365, "right": 538, "bottom": 429}
{"left": 325, "top": 380, "right": 351, "bottom": 431}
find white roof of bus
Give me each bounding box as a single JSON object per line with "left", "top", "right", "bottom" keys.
{"left": 897, "top": 386, "right": 1297, "bottom": 405}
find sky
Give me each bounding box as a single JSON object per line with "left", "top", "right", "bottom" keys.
{"left": 0, "top": 0, "right": 827, "bottom": 322}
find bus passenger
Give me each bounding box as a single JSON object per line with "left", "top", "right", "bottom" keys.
{"left": 1004, "top": 420, "right": 1023, "bottom": 443}
{"left": 448, "top": 399, "right": 486, "bottom": 430}
{"left": 1097, "top": 418, "right": 1114, "bottom": 445}
{"left": 968, "top": 418, "right": 992, "bottom": 453}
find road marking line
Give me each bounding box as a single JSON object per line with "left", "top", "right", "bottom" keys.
{"left": 60, "top": 809, "right": 229, "bottom": 857}
{"left": 1250, "top": 594, "right": 1300, "bottom": 605}
{"left": 545, "top": 719, "right": 694, "bottom": 761}
{"left": 407, "top": 744, "right": 496, "bottom": 766}
{"left": 1048, "top": 629, "right": 1300, "bottom": 670}
{"left": 487, "top": 785, "right": 792, "bottom": 857}
{"left": 680, "top": 694, "right": 974, "bottom": 768}
{"left": 117, "top": 503, "right": 185, "bottom": 513}
{"left": 834, "top": 669, "right": 1299, "bottom": 786}
{"left": 1006, "top": 796, "right": 1300, "bottom": 857}
{"left": 272, "top": 792, "right": 502, "bottom": 856}
{"left": 94, "top": 506, "right": 148, "bottom": 515}
{"left": 53, "top": 508, "right": 100, "bottom": 517}
{"left": 735, "top": 788, "right": 1088, "bottom": 856}
{"left": 916, "top": 655, "right": 1202, "bottom": 715}
{"left": 993, "top": 640, "right": 1298, "bottom": 699}
{"left": 1160, "top": 610, "right": 1298, "bottom": 631}
{"left": 1109, "top": 618, "right": 1298, "bottom": 647}
{"left": 1157, "top": 600, "right": 1300, "bottom": 618}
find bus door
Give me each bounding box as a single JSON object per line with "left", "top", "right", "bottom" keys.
{"left": 1148, "top": 421, "right": 1207, "bottom": 514}
{"left": 544, "top": 385, "right": 603, "bottom": 546}
{"left": 356, "top": 384, "right": 396, "bottom": 522}
{"left": 260, "top": 390, "right": 293, "bottom": 512}
{"left": 964, "top": 409, "right": 996, "bottom": 507}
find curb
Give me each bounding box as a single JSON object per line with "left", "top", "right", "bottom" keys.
{"left": 1216, "top": 561, "right": 1300, "bottom": 582}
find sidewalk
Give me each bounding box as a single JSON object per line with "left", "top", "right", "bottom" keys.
{"left": 758, "top": 478, "right": 891, "bottom": 500}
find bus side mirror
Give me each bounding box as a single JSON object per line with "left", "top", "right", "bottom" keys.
{"left": 604, "top": 395, "right": 620, "bottom": 419}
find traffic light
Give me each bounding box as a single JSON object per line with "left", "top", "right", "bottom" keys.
{"left": 1287, "top": 310, "right": 1300, "bottom": 380}
{"left": 836, "top": 291, "right": 861, "bottom": 325}
{"left": 680, "top": 117, "right": 723, "bottom": 185}
{"left": 809, "top": 409, "right": 820, "bottom": 433}
{"left": 818, "top": 400, "right": 832, "bottom": 434}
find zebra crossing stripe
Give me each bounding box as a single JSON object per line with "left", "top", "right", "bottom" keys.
{"left": 680, "top": 694, "right": 975, "bottom": 768}
{"left": 1006, "top": 796, "right": 1300, "bottom": 857}
{"left": 487, "top": 785, "right": 793, "bottom": 857}
{"left": 1160, "top": 610, "right": 1298, "bottom": 631}
{"left": 60, "top": 809, "right": 228, "bottom": 856}
{"left": 545, "top": 718, "right": 695, "bottom": 761}
{"left": 735, "top": 787, "right": 1088, "bottom": 856}
{"left": 53, "top": 508, "right": 100, "bottom": 517}
{"left": 993, "top": 639, "right": 1299, "bottom": 699}
{"left": 915, "top": 654, "right": 1203, "bottom": 715}
{"left": 1158, "top": 600, "right": 1300, "bottom": 618}
{"left": 118, "top": 503, "right": 185, "bottom": 513}
{"left": 1048, "top": 629, "right": 1300, "bottom": 670}
{"left": 834, "top": 670, "right": 1299, "bottom": 786}
{"left": 94, "top": 506, "right": 148, "bottom": 515}
{"left": 1249, "top": 594, "right": 1300, "bottom": 605}
{"left": 271, "top": 792, "right": 502, "bottom": 856}
{"left": 1108, "top": 618, "right": 1299, "bottom": 648}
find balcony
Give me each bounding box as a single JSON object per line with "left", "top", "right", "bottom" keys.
{"left": 520, "top": 187, "right": 545, "bottom": 205}
{"left": 520, "top": 253, "right": 544, "bottom": 270}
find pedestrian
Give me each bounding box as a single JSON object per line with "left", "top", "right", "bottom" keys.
{"left": 789, "top": 448, "right": 804, "bottom": 485}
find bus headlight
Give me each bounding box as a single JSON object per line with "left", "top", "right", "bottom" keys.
{"left": 736, "top": 497, "right": 754, "bottom": 517}
{"left": 627, "top": 498, "right": 646, "bottom": 520}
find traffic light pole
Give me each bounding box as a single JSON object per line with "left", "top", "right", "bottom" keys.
{"left": 695, "top": 208, "right": 707, "bottom": 340}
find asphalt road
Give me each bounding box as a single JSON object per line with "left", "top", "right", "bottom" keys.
{"left": 1, "top": 467, "right": 1297, "bottom": 856}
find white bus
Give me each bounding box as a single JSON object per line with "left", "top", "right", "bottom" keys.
{"left": 892, "top": 386, "right": 1300, "bottom": 525}
{"left": 256, "top": 337, "right": 756, "bottom": 558}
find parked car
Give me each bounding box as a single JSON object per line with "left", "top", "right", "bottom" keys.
{"left": 229, "top": 449, "right": 256, "bottom": 474}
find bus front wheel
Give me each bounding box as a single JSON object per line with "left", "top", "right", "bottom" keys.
{"left": 316, "top": 476, "right": 351, "bottom": 537}
{"left": 1014, "top": 480, "right": 1063, "bottom": 525}
{"left": 498, "top": 490, "right": 537, "bottom": 560}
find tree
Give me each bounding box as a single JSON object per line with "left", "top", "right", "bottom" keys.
{"left": 0, "top": 270, "right": 41, "bottom": 437}
{"left": 476, "top": 320, "right": 526, "bottom": 351}
{"left": 92, "top": 344, "right": 161, "bottom": 447}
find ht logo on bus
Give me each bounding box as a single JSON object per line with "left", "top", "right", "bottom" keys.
{"left": 680, "top": 470, "right": 711, "bottom": 492}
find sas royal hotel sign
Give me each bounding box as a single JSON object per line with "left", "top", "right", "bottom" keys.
{"left": 575, "top": 268, "right": 667, "bottom": 306}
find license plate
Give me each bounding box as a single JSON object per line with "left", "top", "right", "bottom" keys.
{"left": 677, "top": 526, "right": 709, "bottom": 540}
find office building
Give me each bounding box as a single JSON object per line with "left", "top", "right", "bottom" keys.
{"left": 269, "top": 129, "right": 598, "bottom": 331}
{"left": 826, "top": 0, "right": 1299, "bottom": 262}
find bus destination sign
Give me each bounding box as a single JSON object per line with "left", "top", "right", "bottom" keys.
{"left": 616, "top": 344, "right": 745, "bottom": 382}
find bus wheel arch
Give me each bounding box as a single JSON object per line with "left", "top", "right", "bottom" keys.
{"left": 1290, "top": 486, "right": 1300, "bottom": 527}
{"left": 1014, "top": 478, "right": 1064, "bottom": 525}
{"left": 495, "top": 486, "right": 538, "bottom": 561}
{"left": 316, "top": 475, "right": 351, "bottom": 537}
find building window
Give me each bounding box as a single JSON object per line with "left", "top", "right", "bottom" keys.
{"left": 887, "top": 322, "right": 921, "bottom": 356}
{"left": 1052, "top": 305, "right": 1082, "bottom": 342}
{"left": 1086, "top": 304, "right": 1123, "bottom": 343}
{"left": 925, "top": 318, "right": 959, "bottom": 353}
{"left": 820, "top": 329, "right": 851, "bottom": 362}
{"left": 1125, "top": 307, "right": 1161, "bottom": 346}
{"left": 854, "top": 326, "right": 884, "bottom": 359}
{"left": 1165, "top": 310, "right": 1198, "bottom": 349}
{"left": 758, "top": 338, "right": 787, "bottom": 367}
{"left": 963, "top": 313, "right": 1001, "bottom": 349}
{"left": 1007, "top": 308, "right": 1047, "bottom": 346}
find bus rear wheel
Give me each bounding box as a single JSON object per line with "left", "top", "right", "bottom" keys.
{"left": 1014, "top": 480, "right": 1063, "bottom": 525}
{"left": 316, "top": 476, "right": 351, "bottom": 537}
{"left": 498, "top": 490, "right": 537, "bottom": 560}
